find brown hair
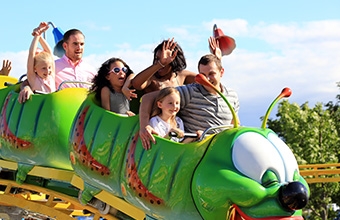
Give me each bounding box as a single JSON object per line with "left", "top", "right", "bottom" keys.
{"left": 62, "top": 29, "right": 84, "bottom": 43}
{"left": 198, "top": 54, "right": 222, "bottom": 71}
{"left": 90, "top": 57, "right": 134, "bottom": 101}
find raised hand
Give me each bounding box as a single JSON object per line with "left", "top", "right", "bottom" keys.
{"left": 122, "top": 86, "right": 137, "bottom": 101}
{"left": 158, "top": 38, "right": 178, "bottom": 66}
{"left": 0, "top": 60, "right": 12, "bottom": 76}
{"left": 208, "top": 36, "right": 222, "bottom": 60}
{"left": 32, "top": 22, "right": 49, "bottom": 36}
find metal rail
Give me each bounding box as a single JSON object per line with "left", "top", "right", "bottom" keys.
{"left": 299, "top": 163, "right": 340, "bottom": 183}
{"left": 0, "top": 159, "right": 145, "bottom": 220}
{"left": 199, "top": 124, "right": 233, "bottom": 141}
{"left": 57, "top": 81, "right": 93, "bottom": 91}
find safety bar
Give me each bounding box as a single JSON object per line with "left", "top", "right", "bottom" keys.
{"left": 4, "top": 82, "right": 14, "bottom": 87}
{"left": 169, "top": 124, "right": 233, "bottom": 142}
{"left": 57, "top": 81, "right": 93, "bottom": 91}
{"left": 169, "top": 132, "right": 198, "bottom": 138}
{"left": 19, "top": 74, "right": 27, "bottom": 82}
{"left": 198, "top": 124, "right": 233, "bottom": 141}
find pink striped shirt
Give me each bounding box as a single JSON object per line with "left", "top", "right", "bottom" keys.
{"left": 55, "top": 55, "right": 96, "bottom": 89}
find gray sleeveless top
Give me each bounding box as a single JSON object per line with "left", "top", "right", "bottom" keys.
{"left": 109, "top": 90, "right": 130, "bottom": 115}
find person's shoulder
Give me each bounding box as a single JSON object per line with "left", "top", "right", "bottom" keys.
{"left": 178, "top": 69, "right": 196, "bottom": 77}
{"left": 55, "top": 55, "right": 66, "bottom": 63}
{"left": 149, "top": 115, "right": 160, "bottom": 124}
{"left": 224, "top": 86, "right": 237, "bottom": 93}
{"left": 175, "top": 116, "right": 183, "bottom": 123}
{"left": 222, "top": 85, "right": 238, "bottom": 96}
{"left": 177, "top": 82, "right": 198, "bottom": 89}
{"left": 101, "top": 86, "right": 111, "bottom": 95}
{"left": 177, "top": 69, "right": 196, "bottom": 84}
{"left": 177, "top": 83, "right": 199, "bottom": 93}
{"left": 54, "top": 56, "right": 67, "bottom": 69}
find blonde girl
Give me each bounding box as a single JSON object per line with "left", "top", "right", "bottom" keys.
{"left": 27, "top": 22, "right": 55, "bottom": 93}
{"left": 149, "top": 87, "right": 184, "bottom": 142}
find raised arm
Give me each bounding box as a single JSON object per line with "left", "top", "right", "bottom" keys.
{"left": 20, "top": 22, "right": 51, "bottom": 103}
{"left": 38, "top": 36, "right": 55, "bottom": 77}
{"left": 131, "top": 62, "right": 164, "bottom": 90}
{"left": 36, "top": 22, "right": 55, "bottom": 77}
{"left": 181, "top": 69, "right": 197, "bottom": 85}
{"left": 208, "top": 36, "right": 222, "bottom": 60}
{"left": 132, "top": 38, "right": 178, "bottom": 90}
{"left": 38, "top": 36, "right": 52, "bottom": 55}
{"left": 139, "top": 90, "right": 160, "bottom": 150}
{"left": 27, "top": 35, "right": 40, "bottom": 88}
{"left": 100, "top": 86, "right": 111, "bottom": 111}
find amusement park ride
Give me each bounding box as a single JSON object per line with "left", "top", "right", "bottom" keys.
{"left": 0, "top": 23, "right": 314, "bottom": 219}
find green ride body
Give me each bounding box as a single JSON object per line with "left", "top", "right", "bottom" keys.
{"left": 0, "top": 81, "right": 309, "bottom": 220}
{"left": 0, "top": 84, "right": 87, "bottom": 182}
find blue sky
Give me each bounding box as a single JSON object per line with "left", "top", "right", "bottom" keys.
{"left": 1, "top": 1, "right": 339, "bottom": 127}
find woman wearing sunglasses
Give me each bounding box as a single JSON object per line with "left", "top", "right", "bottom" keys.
{"left": 90, "top": 57, "right": 136, "bottom": 116}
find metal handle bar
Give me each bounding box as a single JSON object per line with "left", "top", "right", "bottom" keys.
{"left": 198, "top": 124, "right": 233, "bottom": 141}
{"left": 57, "top": 81, "right": 93, "bottom": 91}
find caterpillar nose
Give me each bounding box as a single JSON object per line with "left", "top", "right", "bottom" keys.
{"left": 278, "top": 182, "right": 309, "bottom": 211}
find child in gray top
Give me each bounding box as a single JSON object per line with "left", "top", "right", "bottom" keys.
{"left": 90, "top": 57, "right": 136, "bottom": 116}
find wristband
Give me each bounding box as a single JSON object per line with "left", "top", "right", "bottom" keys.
{"left": 157, "top": 60, "right": 165, "bottom": 68}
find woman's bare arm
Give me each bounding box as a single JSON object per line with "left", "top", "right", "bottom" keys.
{"left": 139, "top": 90, "right": 160, "bottom": 149}
{"left": 131, "top": 62, "right": 163, "bottom": 90}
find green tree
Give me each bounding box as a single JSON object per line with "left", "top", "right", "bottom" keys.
{"left": 268, "top": 101, "right": 339, "bottom": 164}
{"left": 325, "top": 82, "right": 340, "bottom": 210}
{"left": 267, "top": 84, "right": 340, "bottom": 220}
{"left": 325, "top": 82, "right": 340, "bottom": 142}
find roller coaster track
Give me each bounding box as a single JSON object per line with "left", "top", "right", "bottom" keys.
{"left": 299, "top": 163, "right": 340, "bottom": 184}
{"left": 0, "top": 159, "right": 146, "bottom": 220}
{"left": 1, "top": 159, "right": 339, "bottom": 219}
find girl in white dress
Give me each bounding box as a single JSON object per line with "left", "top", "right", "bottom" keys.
{"left": 149, "top": 87, "right": 184, "bottom": 142}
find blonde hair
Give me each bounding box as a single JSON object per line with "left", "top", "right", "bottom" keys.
{"left": 34, "top": 51, "right": 53, "bottom": 68}
{"left": 151, "top": 87, "right": 180, "bottom": 128}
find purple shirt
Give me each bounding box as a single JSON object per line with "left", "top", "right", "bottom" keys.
{"left": 55, "top": 55, "right": 96, "bottom": 89}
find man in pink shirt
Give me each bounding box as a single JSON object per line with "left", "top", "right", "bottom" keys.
{"left": 54, "top": 29, "right": 96, "bottom": 90}
{"left": 18, "top": 28, "right": 96, "bottom": 103}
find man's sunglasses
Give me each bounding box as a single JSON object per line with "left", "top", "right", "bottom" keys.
{"left": 110, "top": 67, "right": 128, "bottom": 74}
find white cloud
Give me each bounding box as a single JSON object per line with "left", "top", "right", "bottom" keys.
{"left": 251, "top": 20, "right": 340, "bottom": 48}
{"left": 178, "top": 19, "right": 336, "bottom": 126}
